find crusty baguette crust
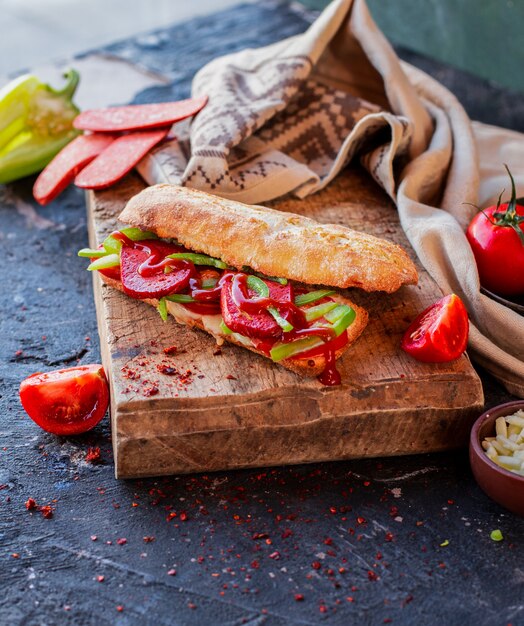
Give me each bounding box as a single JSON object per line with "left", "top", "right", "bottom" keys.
{"left": 100, "top": 275, "right": 368, "bottom": 378}
{"left": 119, "top": 184, "right": 418, "bottom": 293}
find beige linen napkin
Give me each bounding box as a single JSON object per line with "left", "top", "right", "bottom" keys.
{"left": 138, "top": 0, "right": 524, "bottom": 396}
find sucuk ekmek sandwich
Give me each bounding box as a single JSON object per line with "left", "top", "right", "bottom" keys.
{"left": 79, "top": 184, "right": 418, "bottom": 385}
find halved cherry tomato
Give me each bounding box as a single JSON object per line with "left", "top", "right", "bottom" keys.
{"left": 400, "top": 294, "right": 469, "bottom": 363}
{"left": 19, "top": 365, "right": 109, "bottom": 435}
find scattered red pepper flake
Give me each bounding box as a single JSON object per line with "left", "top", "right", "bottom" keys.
{"left": 252, "top": 532, "right": 268, "bottom": 540}
{"left": 188, "top": 602, "right": 197, "bottom": 610}
{"left": 163, "top": 345, "right": 178, "bottom": 355}
{"left": 97, "top": 575, "right": 105, "bottom": 583}
{"left": 225, "top": 374, "right": 237, "bottom": 380}
{"left": 116, "top": 605, "right": 123, "bottom": 613}
{"left": 167, "top": 569, "right": 177, "bottom": 576}
{"left": 385, "top": 532, "right": 394, "bottom": 542}
{"left": 40, "top": 505, "right": 53, "bottom": 519}
{"left": 85, "top": 447, "right": 101, "bottom": 463}
{"left": 117, "top": 538, "right": 127, "bottom": 545}
{"left": 90, "top": 535, "right": 97, "bottom": 541}
{"left": 312, "top": 561, "right": 321, "bottom": 570}
{"left": 269, "top": 551, "right": 280, "bottom": 560}
{"left": 11, "top": 553, "right": 20, "bottom": 559}
{"left": 294, "top": 594, "right": 304, "bottom": 602}
{"left": 25, "top": 498, "right": 37, "bottom": 511}
{"left": 367, "top": 571, "right": 379, "bottom": 581}
{"left": 179, "top": 512, "right": 188, "bottom": 521}
{"left": 143, "top": 536, "right": 155, "bottom": 543}
{"left": 319, "top": 605, "right": 328, "bottom": 613}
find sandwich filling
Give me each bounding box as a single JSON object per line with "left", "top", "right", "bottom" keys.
{"left": 79, "top": 227, "right": 358, "bottom": 386}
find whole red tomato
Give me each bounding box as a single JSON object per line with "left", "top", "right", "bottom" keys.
{"left": 401, "top": 294, "right": 469, "bottom": 363}
{"left": 466, "top": 166, "right": 524, "bottom": 297}
{"left": 19, "top": 364, "right": 109, "bottom": 435}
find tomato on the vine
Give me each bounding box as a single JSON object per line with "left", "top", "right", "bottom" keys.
{"left": 19, "top": 364, "right": 109, "bottom": 435}
{"left": 466, "top": 165, "right": 524, "bottom": 297}
{"left": 401, "top": 294, "right": 469, "bottom": 363}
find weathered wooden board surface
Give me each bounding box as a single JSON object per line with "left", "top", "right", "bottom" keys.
{"left": 87, "top": 168, "right": 484, "bottom": 478}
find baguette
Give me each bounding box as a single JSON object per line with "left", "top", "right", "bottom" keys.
{"left": 120, "top": 184, "right": 418, "bottom": 293}
{"left": 101, "top": 274, "right": 368, "bottom": 377}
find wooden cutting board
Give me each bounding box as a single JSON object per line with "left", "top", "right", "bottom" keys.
{"left": 87, "top": 168, "right": 484, "bottom": 478}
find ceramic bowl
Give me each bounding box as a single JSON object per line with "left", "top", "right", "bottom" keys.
{"left": 469, "top": 400, "right": 524, "bottom": 517}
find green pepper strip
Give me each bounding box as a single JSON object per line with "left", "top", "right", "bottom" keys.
{"left": 270, "top": 305, "right": 356, "bottom": 361}
{"left": 102, "top": 227, "right": 157, "bottom": 255}
{"left": 165, "top": 294, "right": 196, "bottom": 303}
{"left": 78, "top": 248, "right": 107, "bottom": 259}
{"left": 325, "top": 305, "right": 356, "bottom": 336}
{"left": 270, "top": 337, "right": 323, "bottom": 362}
{"left": 241, "top": 267, "right": 288, "bottom": 285}
{"left": 246, "top": 275, "right": 293, "bottom": 333}
{"left": 87, "top": 254, "right": 120, "bottom": 271}
{"left": 304, "top": 301, "right": 338, "bottom": 322}
{"left": 294, "top": 290, "right": 335, "bottom": 306}
{"left": 79, "top": 227, "right": 158, "bottom": 264}
{"left": 220, "top": 320, "right": 232, "bottom": 335}
{"left": 167, "top": 252, "right": 227, "bottom": 269}
{"left": 0, "top": 69, "right": 81, "bottom": 184}
{"left": 157, "top": 297, "right": 168, "bottom": 322}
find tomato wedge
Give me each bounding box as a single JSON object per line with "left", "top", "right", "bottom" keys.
{"left": 19, "top": 365, "right": 109, "bottom": 435}
{"left": 400, "top": 294, "right": 469, "bottom": 363}
{"left": 120, "top": 240, "right": 194, "bottom": 299}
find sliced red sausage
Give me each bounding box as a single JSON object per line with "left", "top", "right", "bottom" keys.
{"left": 74, "top": 129, "right": 169, "bottom": 190}
{"left": 73, "top": 96, "right": 208, "bottom": 132}
{"left": 120, "top": 240, "right": 194, "bottom": 300}
{"left": 33, "top": 133, "right": 116, "bottom": 205}
{"left": 221, "top": 276, "right": 293, "bottom": 340}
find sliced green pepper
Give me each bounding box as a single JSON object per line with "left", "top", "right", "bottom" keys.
{"left": 220, "top": 320, "right": 232, "bottom": 335}
{"left": 294, "top": 290, "right": 335, "bottom": 307}
{"left": 157, "top": 297, "right": 168, "bottom": 322}
{"left": 270, "top": 305, "right": 356, "bottom": 361}
{"left": 246, "top": 275, "right": 293, "bottom": 332}
{"left": 87, "top": 254, "right": 120, "bottom": 271}
{"left": 77, "top": 248, "right": 107, "bottom": 259}
{"left": 270, "top": 337, "right": 323, "bottom": 362}
{"left": 0, "top": 69, "right": 81, "bottom": 184}
{"left": 165, "top": 294, "right": 196, "bottom": 303}
{"left": 304, "top": 301, "right": 338, "bottom": 322}
{"left": 324, "top": 305, "right": 356, "bottom": 336}
{"left": 167, "top": 252, "right": 227, "bottom": 269}
{"left": 102, "top": 227, "right": 157, "bottom": 255}
{"left": 241, "top": 267, "right": 288, "bottom": 285}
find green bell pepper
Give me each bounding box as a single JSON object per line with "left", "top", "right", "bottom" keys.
{"left": 0, "top": 69, "right": 80, "bottom": 184}
{"left": 246, "top": 275, "right": 293, "bottom": 332}
{"left": 167, "top": 252, "right": 227, "bottom": 269}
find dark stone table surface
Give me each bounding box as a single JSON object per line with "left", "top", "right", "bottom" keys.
{"left": 1, "top": 3, "right": 523, "bottom": 625}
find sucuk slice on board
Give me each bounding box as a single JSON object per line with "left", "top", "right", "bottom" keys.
{"left": 74, "top": 129, "right": 169, "bottom": 190}
{"left": 33, "top": 133, "right": 116, "bottom": 205}
{"left": 73, "top": 96, "right": 208, "bottom": 132}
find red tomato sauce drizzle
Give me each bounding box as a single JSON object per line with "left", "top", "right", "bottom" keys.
{"left": 110, "top": 231, "right": 346, "bottom": 386}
